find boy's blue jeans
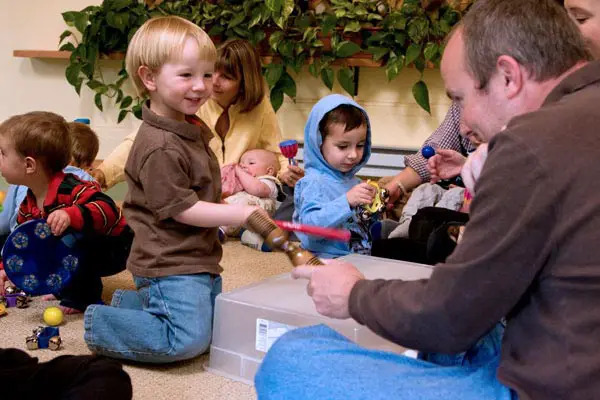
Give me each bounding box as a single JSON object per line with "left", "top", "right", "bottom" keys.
{"left": 84, "top": 273, "right": 222, "bottom": 363}
{"left": 255, "top": 323, "right": 517, "bottom": 400}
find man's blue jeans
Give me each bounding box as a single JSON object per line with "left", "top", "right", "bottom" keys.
{"left": 84, "top": 273, "right": 222, "bottom": 363}
{"left": 255, "top": 323, "right": 516, "bottom": 400}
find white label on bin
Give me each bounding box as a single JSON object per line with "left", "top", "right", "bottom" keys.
{"left": 256, "top": 318, "right": 296, "bottom": 353}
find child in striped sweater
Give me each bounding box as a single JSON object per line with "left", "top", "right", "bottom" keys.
{"left": 0, "top": 111, "right": 132, "bottom": 313}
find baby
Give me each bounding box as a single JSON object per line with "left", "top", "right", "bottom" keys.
{"left": 221, "top": 149, "right": 281, "bottom": 237}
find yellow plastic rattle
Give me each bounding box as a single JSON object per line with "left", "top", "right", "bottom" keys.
{"left": 359, "top": 180, "right": 389, "bottom": 220}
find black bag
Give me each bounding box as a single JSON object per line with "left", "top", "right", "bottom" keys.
{"left": 372, "top": 207, "right": 468, "bottom": 265}
{"left": 409, "top": 207, "right": 468, "bottom": 242}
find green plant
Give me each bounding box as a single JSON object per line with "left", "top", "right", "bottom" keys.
{"left": 59, "top": 0, "right": 466, "bottom": 122}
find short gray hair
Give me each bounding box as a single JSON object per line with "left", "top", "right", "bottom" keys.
{"left": 460, "top": 0, "right": 591, "bottom": 90}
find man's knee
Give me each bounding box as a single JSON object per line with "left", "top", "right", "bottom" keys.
{"left": 259, "top": 325, "right": 338, "bottom": 376}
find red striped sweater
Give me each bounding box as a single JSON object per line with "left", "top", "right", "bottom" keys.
{"left": 17, "top": 172, "right": 127, "bottom": 236}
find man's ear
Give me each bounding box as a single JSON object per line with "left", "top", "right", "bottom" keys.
{"left": 138, "top": 65, "right": 157, "bottom": 92}
{"left": 496, "top": 55, "right": 523, "bottom": 99}
{"left": 24, "top": 156, "right": 36, "bottom": 174}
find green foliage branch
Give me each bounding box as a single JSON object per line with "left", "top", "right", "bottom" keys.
{"left": 59, "top": 0, "right": 463, "bottom": 122}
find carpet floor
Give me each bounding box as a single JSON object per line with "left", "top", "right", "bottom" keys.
{"left": 0, "top": 241, "right": 292, "bottom": 400}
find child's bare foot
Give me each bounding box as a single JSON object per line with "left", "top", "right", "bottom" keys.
{"left": 59, "top": 305, "right": 82, "bottom": 315}
{"left": 42, "top": 294, "right": 57, "bottom": 301}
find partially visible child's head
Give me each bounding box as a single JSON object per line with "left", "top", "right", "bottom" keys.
{"left": 318, "top": 104, "right": 368, "bottom": 173}
{"left": 126, "top": 16, "right": 217, "bottom": 119}
{"left": 0, "top": 112, "right": 71, "bottom": 183}
{"left": 68, "top": 122, "right": 99, "bottom": 170}
{"left": 239, "top": 149, "right": 280, "bottom": 177}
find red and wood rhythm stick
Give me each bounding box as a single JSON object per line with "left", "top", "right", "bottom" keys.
{"left": 274, "top": 220, "right": 350, "bottom": 242}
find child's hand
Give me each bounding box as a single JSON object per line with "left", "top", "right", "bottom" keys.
{"left": 346, "top": 182, "right": 376, "bottom": 207}
{"left": 243, "top": 205, "right": 264, "bottom": 222}
{"left": 47, "top": 210, "right": 71, "bottom": 236}
{"left": 235, "top": 164, "right": 253, "bottom": 178}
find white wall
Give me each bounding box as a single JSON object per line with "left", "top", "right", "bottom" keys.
{"left": 0, "top": 0, "right": 452, "bottom": 158}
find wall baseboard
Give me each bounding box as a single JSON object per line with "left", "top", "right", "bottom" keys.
{"left": 295, "top": 144, "right": 413, "bottom": 177}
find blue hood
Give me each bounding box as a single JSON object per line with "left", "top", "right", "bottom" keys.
{"left": 303, "top": 94, "right": 372, "bottom": 180}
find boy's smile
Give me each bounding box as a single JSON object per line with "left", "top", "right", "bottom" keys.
{"left": 321, "top": 123, "right": 367, "bottom": 173}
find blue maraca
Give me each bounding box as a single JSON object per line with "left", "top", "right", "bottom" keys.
{"left": 421, "top": 145, "right": 465, "bottom": 187}
{"left": 421, "top": 145, "right": 435, "bottom": 159}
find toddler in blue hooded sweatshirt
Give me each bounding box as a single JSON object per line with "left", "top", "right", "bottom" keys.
{"left": 293, "top": 94, "right": 378, "bottom": 258}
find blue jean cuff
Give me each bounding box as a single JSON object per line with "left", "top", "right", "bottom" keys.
{"left": 83, "top": 304, "right": 98, "bottom": 347}
{"left": 110, "top": 289, "right": 125, "bottom": 307}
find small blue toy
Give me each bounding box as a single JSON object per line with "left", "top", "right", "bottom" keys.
{"left": 26, "top": 326, "right": 62, "bottom": 351}
{"left": 421, "top": 145, "right": 436, "bottom": 159}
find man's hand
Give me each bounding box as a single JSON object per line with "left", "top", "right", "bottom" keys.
{"left": 346, "top": 182, "right": 376, "bottom": 207}
{"left": 292, "top": 260, "right": 365, "bottom": 319}
{"left": 427, "top": 149, "right": 467, "bottom": 183}
{"left": 47, "top": 210, "right": 71, "bottom": 236}
{"left": 279, "top": 165, "right": 305, "bottom": 187}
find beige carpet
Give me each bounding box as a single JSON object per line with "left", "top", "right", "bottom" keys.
{"left": 1, "top": 241, "right": 292, "bottom": 400}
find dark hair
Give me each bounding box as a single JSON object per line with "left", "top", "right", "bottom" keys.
{"left": 0, "top": 111, "right": 71, "bottom": 173}
{"left": 460, "top": 0, "right": 590, "bottom": 90}
{"left": 216, "top": 39, "right": 265, "bottom": 112}
{"left": 68, "top": 122, "right": 99, "bottom": 169}
{"left": 319, "top": 104, "right": 367, "bottom": 139}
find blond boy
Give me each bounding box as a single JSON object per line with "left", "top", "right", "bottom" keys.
{"left": 83, "top": 16, "right": 258, "bottom": 363}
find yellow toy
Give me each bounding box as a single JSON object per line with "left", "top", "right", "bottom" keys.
{"left": 0, "top": 303, "right": 7, "bottom": 317}
{"left": 43, "top": 306, "right": 64, "bottom": 326}
{"left": 359, "top": 180, "right": 390, "bottom": 220}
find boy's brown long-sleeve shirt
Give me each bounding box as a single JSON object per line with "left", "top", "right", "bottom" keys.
{"left": 349, "top": 61, "right": 600, "bottom": 399}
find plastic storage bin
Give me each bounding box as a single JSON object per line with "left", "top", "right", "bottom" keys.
{"left": 206, "top": 254, "right": 434, "bottom": 384}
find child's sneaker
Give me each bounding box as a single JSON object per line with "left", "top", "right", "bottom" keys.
{"left": 241, "top": 230, "right": 271, "bottom": 252}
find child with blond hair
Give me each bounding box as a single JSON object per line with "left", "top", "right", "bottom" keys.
{"left": 84, "top": 16, "right": 259, "bottom": 363}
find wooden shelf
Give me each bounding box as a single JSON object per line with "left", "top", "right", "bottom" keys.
{"left": 14, "top": 49, "right": 383, "bottom": 67}
{"left": 13, "top": 50, "right": 70, "bottom": 59}
{"left": 13, "top": 50, "right": 125, "bottom": 60}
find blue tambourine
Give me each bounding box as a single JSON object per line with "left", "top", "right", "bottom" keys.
{"left": 2, "top": 219, "right": 82, "bottom": 296}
